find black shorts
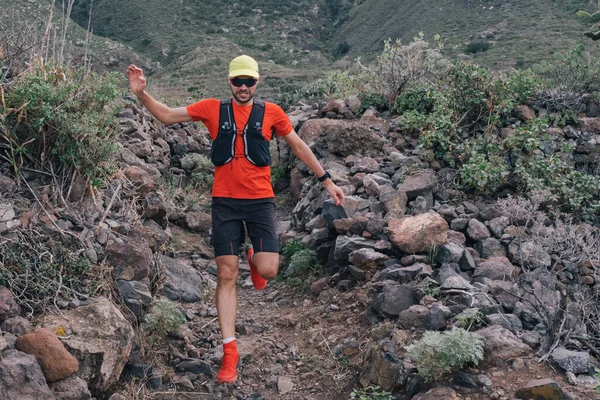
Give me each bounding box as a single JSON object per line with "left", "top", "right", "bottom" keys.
{"left": 211, "top": 197, "right": 279, "bottom": 257}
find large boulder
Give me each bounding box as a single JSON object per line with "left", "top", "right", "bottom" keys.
{"left": 388, "top": 213, "right": 449, "bottom": 253}
{"left": 0, "top": 349, "right": 55, "bottom": 400}
{"left": 296, "top": 119, "right": 385, "bottom": 157}
{"left": 476, "top": 325, "right": 531, "bottom": 362}
{"left": 40, "top": 297, "right": 134, "bottom": 396}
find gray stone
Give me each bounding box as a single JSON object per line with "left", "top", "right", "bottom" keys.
{"left": 372, "top": 284, "right": 418, "bottom": 318}
{"left": 277, "top": 375, "right": 294, "bottom": 394}
{"left": 161, "top": 256, "right": 203, "bottom": 303}
{"left": 349, "top": 248, "right": 389, "bottom": 269}
{"left": 398, "top": 305, "right": 429, "bottom": 330}
{"left": 0, "top": 349, "right": 55, "bottom": 400}
{"left": 473, "top": 257, "right": 518, "bottom": 281}
{"left": 334, "top": 235, "right": 377, "bottom": 261}
{"left": 489, "top": 216, "right": 510, "bottom": 238}
{"left": 175, "top": 359, "right": 212, "bottom": 376}
{"left": 476, "top": 325, "right": 532, "bottom": 362}
{"left": 435, "top": 242, "right": 464, "bottom": 265}
{"left": 40, "top": 297, "right": 135, "bottom": 396}
{"left": 441, "top": 275, "right": 475, "bottom": 291}
{"left": 49, "top": 375, "right": 92, "bottom": 400}
{"left": 424, "top": 307, "right": 446, "bottom": 331}
{"left": 0, "top": 202, "right": 16, "bottom": 222}
{"left": 474, "top": 237, "right": 507, "bottom": 258}
{"left": 459, "top": 249, "right": 477, "bottom": 271}
{"left": 550, "top": 347, "right": 591, "bottom": 374}
{"left": 397, "top": 171, "right": 438, "bottom": 200}
{"left": 1, "top": 316, "right": 32, "bottom": 336}
{"left": 467, "top": 219, "right": 491, "bottom": 241}
{"left": 486, "top": 313, "right": 523, "bottom": 332}
{"left": 450, "top": 218, "right": 469, "bottom": 231}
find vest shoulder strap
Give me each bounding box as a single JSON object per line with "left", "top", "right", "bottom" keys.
{"left": 219, "top": 99, "right": 233, "bottom": 131}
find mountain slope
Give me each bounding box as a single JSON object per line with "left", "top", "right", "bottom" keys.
{"left": 334, "top": 0, "right": 596, "bottom": 69}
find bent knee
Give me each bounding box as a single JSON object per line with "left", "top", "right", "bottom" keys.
{"left": 259, "top": 265, "right": 278, "bottom": 280}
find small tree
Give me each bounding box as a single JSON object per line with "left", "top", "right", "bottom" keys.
{"left": 358, "top": 34, "right": 449, "bottom": 103}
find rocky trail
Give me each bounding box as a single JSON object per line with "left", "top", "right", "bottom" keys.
{"left": 158, "top": 228, "right": 599, "bottom": 400}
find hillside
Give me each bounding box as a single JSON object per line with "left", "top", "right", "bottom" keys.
{"left": 334, "top": 0, "right": 597, "bottom": 69}
{"left": 3, "top": 1, "right": 599, "bottom": 102}
{"left": 0, "top": 0, "right": 155, "bottom": 74}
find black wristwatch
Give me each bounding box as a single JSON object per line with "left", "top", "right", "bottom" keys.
{"left": 318, "top": 171, "right": 331, "bottom": 182}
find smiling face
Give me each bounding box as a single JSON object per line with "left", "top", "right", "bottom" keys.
{"left": 229, "top": 75, "right": 259, "bottom": 105}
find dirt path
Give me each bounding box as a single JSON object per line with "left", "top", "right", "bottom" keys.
{"left": 182, "top": 254, "right": 370, "bottom": 400}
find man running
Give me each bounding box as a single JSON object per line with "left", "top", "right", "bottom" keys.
{"left": 126, "top": 55, "right": 344, "bottom": 383}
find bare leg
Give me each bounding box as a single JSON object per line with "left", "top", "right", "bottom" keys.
{"left": 215, "top": 255, "right": 239, "bottom": 338}
{"left": 253, "top": 252, "right": 279, "bottom": 280}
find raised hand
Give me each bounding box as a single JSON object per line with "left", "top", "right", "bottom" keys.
{"left": 126, "top": 64, "right": 147, "bottom": 97}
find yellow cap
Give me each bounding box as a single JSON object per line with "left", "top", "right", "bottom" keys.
{"left": 229, "top": 55, "right": 259, "bottom": 78}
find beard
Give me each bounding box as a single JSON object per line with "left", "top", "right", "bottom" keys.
{"left": 231, "top": 88, "right": 255, "bottom": 104}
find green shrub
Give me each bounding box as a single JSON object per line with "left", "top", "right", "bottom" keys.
{"left": 287, "top": 248, "right": 318, "bottom": 276}
{"left": 2, "top": 64, "right": 122, "bottom": 187}
{"left": 459, "top": 145, "right": 510, "bottom": 194}
{"left": 453, "top": 308, "right": 484, "bottom": 330}
{"left": 271, "top": 165, "right": 285, "bottom": 181}
{"left": 333, "top": 40, "right": 351, "bottom": 57}
{"left": 357, "top": 92, "right": 389, "bottom": 113}
{"left": 406, "top": 328, "right": 484, "bottom": 382}
{"left": 392, "top": 86, "right": 435, "bottom": 115}
{"left": 595, "top": 368, "right": 600, "bottom": 395}
{"left": 350, "top": 386, "right": 394, "bottom": 400}
{"left": 281, "top": 239, "right": 305, "bottom": 258}
{"left": 144, "top": 299, "right": 186, "bottom": 340}
{"left": 465, "top": 41, "right": 491, "bottom": 54}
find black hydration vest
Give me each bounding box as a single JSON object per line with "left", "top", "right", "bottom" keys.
{"left": 210, "top": 99, "right": 273, "bottom": 167}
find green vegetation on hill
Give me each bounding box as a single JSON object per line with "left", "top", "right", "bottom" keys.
{"left": 334, "top": 0, "right": 596, "bottom": 69}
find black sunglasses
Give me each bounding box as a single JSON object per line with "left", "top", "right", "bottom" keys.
{"left": 230, "top": 77, "right": 258, "bottom": 87}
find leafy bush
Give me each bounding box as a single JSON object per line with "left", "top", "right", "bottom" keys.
{"left": 144, "top": 299, "right": 186, "bottom": 340}
{"left": 465, "top": 41, "right": 491, "bottom": 54}
{"left": 357, "top": 92, "right": 389, "bottom": 113}
{"left": 595, "top": 368, "right": 600, "bottom": 395}
{"left": 281, "top": 239, "right": 306, "bottom": 258}
{"left": 406, "top": 328, "right": 484, "bottom": 382}
{"left": 2, "top": 63, "right": 122, "bottom": 187}
{"left": 392, "top": 86, "right": 435, "bottom": 115}
{"left": 287, "top": 248, "right": 318, "bottom": 276}
{"left": 359, "top": 34, "right": 449, "bottom": 102}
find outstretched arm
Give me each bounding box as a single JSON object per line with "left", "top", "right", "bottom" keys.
{"left": 126, "top": 64, "right": 191, "bottom": 125}
{"left": 283, "top": 130, "right": 345, "bottom": 205}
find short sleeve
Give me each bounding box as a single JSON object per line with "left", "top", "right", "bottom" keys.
{"left": 186, "top": 98, "right": 220, "bottom": 123}
{"left": 267, "top": 103, "right": 294, "bottom": 137}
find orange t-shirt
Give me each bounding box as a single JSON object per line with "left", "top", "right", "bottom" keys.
{"left": 186, "top": 99, "right": 293, "bottom": 199}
